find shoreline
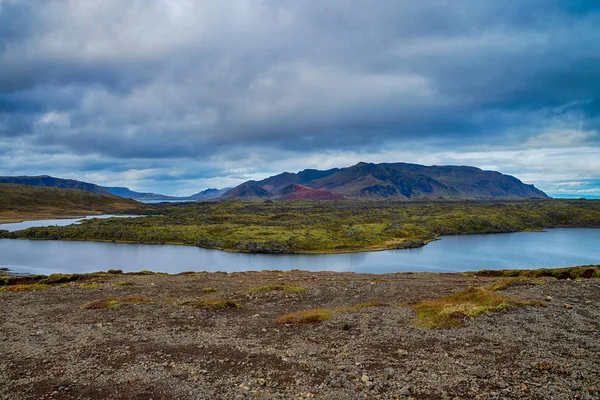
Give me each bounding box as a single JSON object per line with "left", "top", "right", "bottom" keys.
{"left": 2, "top": 225, "right": 600, "bottom": 256}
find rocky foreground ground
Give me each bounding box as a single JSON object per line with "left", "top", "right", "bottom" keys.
{"left": 0, "top": 270, "right": 598, "bottom": 400}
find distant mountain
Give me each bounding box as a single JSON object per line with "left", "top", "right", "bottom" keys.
{"left": 190, "top": 188, "right": 232, "bottom": 201}
{"left": 0, "top": 175, "right": 230, "bottom": 202}
{"left": 0, "top": 175, "right": 110, "bottom": 194}
{"left": 221, "top": 181, "right": 271, "bottom": 200}
{"left": 223, "top": 162, "right": 549, "bottom": 200}
{"left": 103, "top": 186, "right": 181, "bottom": 201}
{"left": 270, "top": 184, "right": 346, "bottom": 200}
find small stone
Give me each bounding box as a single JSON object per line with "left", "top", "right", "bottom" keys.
{"left": 251, "top": 314, "right": 260, "bottom": 318}
{"left": 564, "top": 303, "right": 573, "bottom": 309}
{"left": 468, "top": 366, "right": 488, "bottom": 379}
{"left": 361, "top": 374, "right": 371, "bottom": 383}
{"left": 396, "top": 349, "right": 409, "bottom": 356}
{"left": 399, "top": 386, "right": 412, "bottom": 396}
{"left": 239, "top": 383, "right": 250, "bottom": 391}
{"left": 585, "top": 300, "right": 592, "bottom": 304}
{"left": 546, "top": 296, "right": 552, "bottom": 301}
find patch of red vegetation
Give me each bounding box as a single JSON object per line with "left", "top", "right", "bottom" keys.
{"left": 277, "top": 184, "right": 346, "bottom": 200}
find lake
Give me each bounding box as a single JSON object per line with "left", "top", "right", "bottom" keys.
{"left": 1, "top": 228, "right": 598, "bottom": 275}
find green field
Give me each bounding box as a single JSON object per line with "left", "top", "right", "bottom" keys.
{"left": 2, "top": 199, "right": 599, "bottom": 254}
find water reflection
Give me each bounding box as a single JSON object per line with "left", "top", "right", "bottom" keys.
{"left": 0, "top": 228, "right": 598, "bottom": 275}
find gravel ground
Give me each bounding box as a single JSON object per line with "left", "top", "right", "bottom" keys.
{"left": 0, "top": 271, "right": 598, "bottom": 400}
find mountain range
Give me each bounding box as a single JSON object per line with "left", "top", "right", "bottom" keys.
{"left": 0, "top": 162, "right": 549, "bottom": 201}
{"left": 221, "top": 162, "right": 548, "bottom": 200}
{"left": 0, "top": 176, "right": 229, "bottom": 201}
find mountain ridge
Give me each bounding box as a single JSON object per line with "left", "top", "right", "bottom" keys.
{"left": 222, "top": 162, "right": 548, "bottom": 200}
{"left": 0, "top": 175, "right": 229, "bottom": 201}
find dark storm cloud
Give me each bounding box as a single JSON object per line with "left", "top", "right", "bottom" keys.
{"left": 0, "top": 0, "right": 599, "bottom": 193}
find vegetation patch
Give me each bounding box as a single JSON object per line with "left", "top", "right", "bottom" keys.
{"left": 4, "top": 199, "right": 599, "bottom": 254}
{"left": 0, "top": 283, "right": 51, "bottom": 293}
{"left": 114, "top": 281, "right": 135, "bottom": 287}
{"left": 486, "top": 277, "right": 546, "bottom": 291}
{"left": 79, "top": 283, "right": 100, "bottom": 289}
{"left": 276, "top": 301, "right": 388, "bottom": 324}
{"left": 473, "top": 265, "right": 599, "bottom": 280}
{"left": 38, "top": 273, "right": 84, "bottom": 285}
{"left": 179, "top": 299, "right": 243, "bottom": 310}
{"left": 81, "top": 296, "right": 153, "bottom": 310}
{"left": 413, "top": 287, "right": 546, "bottom": 328}
{"left": 337, "top": 301, "right": 387, "bottom": 312}
{"left": 276, "top": 309, "right": 333, "bottom": 324}
{"left": 202, "top": 287, "right": 218, "bottom": 293}
{"left": 249, "top": 284, "right": 307, "bottom": 294}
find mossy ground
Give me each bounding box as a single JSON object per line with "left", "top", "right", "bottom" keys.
{"left": 249, "top": 284, "right": 306, "bottom": 293}
{"left": 3, "top": 199, "right": 599, "bottom": 253}
{"left": 413, "top": 286, "right": 547, "bottom": 328}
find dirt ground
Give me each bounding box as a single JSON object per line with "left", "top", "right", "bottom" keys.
{"left": 0, "top": 271, "right": 598, "bottom": 400}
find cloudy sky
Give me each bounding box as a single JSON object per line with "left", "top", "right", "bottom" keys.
{"left": 1, "top": 1, "right": 599, "bottom": 197}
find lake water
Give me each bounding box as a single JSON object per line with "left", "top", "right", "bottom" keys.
{"left": 0, "top": 215, "right": 141, "bottom": 232}
{"left": 1, "top": 228, "right": 598, "bottom": 275}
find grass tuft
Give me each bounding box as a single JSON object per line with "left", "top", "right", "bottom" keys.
{"left": 276, "top": 309, "right": 333, "bottom": 324}
{"left": 81, "top": 296, "right": 152, "bottom": 310}
{"left": 81, "top": 298, "right": 119, "bottom": 310}
{"left": 413, "top": 287, "right": 513, "bottom": 328}
{"left": 79, "top": 283, "right": 100, "bottom": 289}
{"left": 202, "top": 287, "right": 218, "bottom": 293}
{"left": 337, "top": 301, "right": 387, "bottom": 312}
{"left": 0, "top": 283, "right": 51, "bottom": 293}
{"left": 249, "top": 284, "right": 307, "bottom": 294}
{"left": 486, "top": 277, "right": 546, "bottom": 291}
{"left": 179, "top": 299, "right": 243, "bottom": 310}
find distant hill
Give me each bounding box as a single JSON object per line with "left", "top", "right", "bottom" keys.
{"left": 0, "top": 184, "right": 141, "bottom": 222}
{"left": 103, "top": 186, "right": 181, "bottom": 201}
{"left": 221, "top": 181, "right": 271, "bottom": 200}
{"left": 189, "top": 188, "right": 232, "bottom": 201}
{"left": 0, "top": 175, "right": 110, "bottom": 195}
{"left": 223, "top": 162, "right": 549, "bottom": 200}
{"left": 0, "top": 175, "right": 230, "bottom": 202}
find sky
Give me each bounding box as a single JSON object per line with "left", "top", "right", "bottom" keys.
{"left": 0, "top": 1, "right": 599, "bottom": 197}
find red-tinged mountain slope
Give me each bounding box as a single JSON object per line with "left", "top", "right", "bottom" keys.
{"left": 271, "top": 184, "right": 346, "bottom": 200}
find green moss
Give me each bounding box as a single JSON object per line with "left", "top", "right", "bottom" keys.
{"left": 249, "top": 284, "right": 307, "bottom": 294}
{"left": 486, "top": 277, "right": 546, "bottom": 291}
{"left": 179, "top": 299, "right": 243, "bottom": 310}
{"left": 107, "top": 269, "right": 123, "bottom": 275}
{"left": 475, "top": 265, "right": 599, "bottom": 280}
{"left": 276, "top": 309, "right": 333, "bottom": 324}
{"left": 413, "top": 287, "right": 546, "bottom": 328}
{"left": 81, "top": 296, "right": 152, "bottom": 310}
{"left": 337, "top": 301, "right": 387, "bottom": 312}
{"left": 0, "top": 283, "right": 50, "bottom": 293}
{"left": 78, "top": 283, "right": 100, "bottom": 289}
{"left": 202, "top": 287, "right": 218, "bottom": 293}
